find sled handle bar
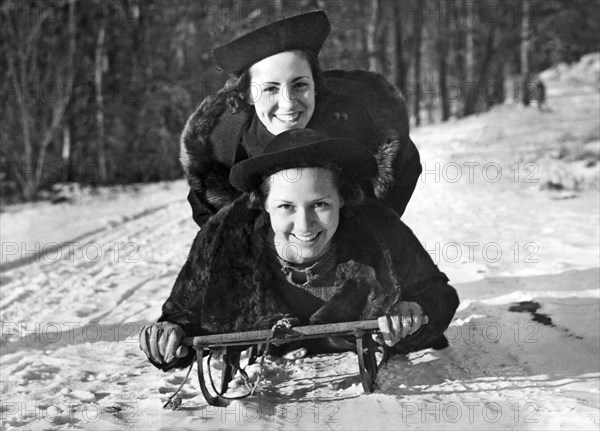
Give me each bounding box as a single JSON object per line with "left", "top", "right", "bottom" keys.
{"left": 173, "top": 316, "right": 428, "bottom": 408}
{"left": 182, "top": 316, "right": 428, "bottom": 349}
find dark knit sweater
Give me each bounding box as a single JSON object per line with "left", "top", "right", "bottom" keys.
{"left": 266, "top": 242, "right": 340, "bottom": 322}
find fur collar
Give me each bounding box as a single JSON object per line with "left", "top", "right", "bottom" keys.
{"left": 179, "top": 71, "right": 410, "bottom": 211}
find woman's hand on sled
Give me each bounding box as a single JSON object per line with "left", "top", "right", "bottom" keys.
{"left": 139, "top": 322, "right": 188, "bottom": 365}
{"left": 377, "top": 302, "right": 425, "bottom": 347}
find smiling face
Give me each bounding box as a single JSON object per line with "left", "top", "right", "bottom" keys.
{"left": 264, "top": 167, "right": 343, "bottom": 264}
{"left": 248, "top": 50, "right": 316, "bottom": 135}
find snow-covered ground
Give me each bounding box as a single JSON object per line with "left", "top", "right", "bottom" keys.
{"left": 0, "top": 181, "right": 190, "bottom": 269}
{"left": 1, "top": 54, "right": 599, "bottom": 430}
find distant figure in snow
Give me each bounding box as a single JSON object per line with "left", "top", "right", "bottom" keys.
{"left": 536, "top": 78, "right": 547, "bottom": 111}
{"left": 523, "top": 73, "right": 548, "bottom": 111}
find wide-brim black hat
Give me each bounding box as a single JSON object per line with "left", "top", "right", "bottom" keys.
{"left": 212, "top": 11, "right": 330, "bottom": 76}
{"left": 229, "top": 129, "right": 377, "bottom": 192}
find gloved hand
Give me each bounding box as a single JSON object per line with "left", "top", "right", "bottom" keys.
{"left": 376, "top": 301, "right": 427, "bottom": 347}
{"left": 139, "top": 321, "right": 188, "bottom": 365}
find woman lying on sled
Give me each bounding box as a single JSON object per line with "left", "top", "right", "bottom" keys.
{"left": 139, "top": 129, "right": 459, "bottom": 372}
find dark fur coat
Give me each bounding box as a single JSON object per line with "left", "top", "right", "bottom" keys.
{"left": 157, "top": 196, "right": 459, "bottom": 371}
{"left": 180, "top": 70, "right": 423, "bottom": 226}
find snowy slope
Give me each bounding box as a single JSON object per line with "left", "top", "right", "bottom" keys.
{"left": 1, "top": 55, "right": 598, "bottom": 430}
{"left": 0, "top": 181, "right": 190, "bottom": 269}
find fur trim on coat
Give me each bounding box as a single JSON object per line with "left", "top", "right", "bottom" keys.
{"left": 157, "top": 197, "right": 459, "bottom": 370}
{"left": 180, "top": 70, "right": 422, "bottom": 225}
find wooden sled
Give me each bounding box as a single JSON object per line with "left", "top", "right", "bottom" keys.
{"left": 172, "top": 318, "right": 425, "bottom": 407}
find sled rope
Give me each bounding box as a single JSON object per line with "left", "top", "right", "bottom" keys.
{"left": 162, "top": 353, "right": 195, "bottom": 410}
{"left": 252, "top": 317, "right": 294, "bottom": 395}
{"left": 200, "top": 317, "right": 294, "bottom": 405}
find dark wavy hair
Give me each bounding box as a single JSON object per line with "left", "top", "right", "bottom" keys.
{"left": 247, "top": 162, "right": 364, "bottom": 210}
{"left": 223, "top": 49, "right": 326, "bottom": 114}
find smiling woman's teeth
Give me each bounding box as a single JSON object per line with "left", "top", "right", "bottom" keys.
{"left": 275, "top": 113, "right": 301, "bottom": 123}
{"left": 293, "top": 232, "right": 319, "bottom": 242}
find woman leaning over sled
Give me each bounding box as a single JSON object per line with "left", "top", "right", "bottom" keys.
{"left": 182, "top": 10, "right": 422, "bottom": 226}
{"left": 140, "top": 129, "right": 459, "bottom": 377}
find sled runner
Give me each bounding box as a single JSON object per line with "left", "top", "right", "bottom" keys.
{"left": 164, "top": 317, "right": 428, "bottom": 408}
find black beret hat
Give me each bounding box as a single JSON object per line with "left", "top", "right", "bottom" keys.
{"left": 212, "top": 11, "right": 330, "bottom": 76}
{"left": 229, "top": 129, "right": 377, "bottom": 192}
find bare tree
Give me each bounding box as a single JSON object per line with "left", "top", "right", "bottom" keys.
{"left": 413, "top": 0, "right": 423, "bottom": 126}
{"left": 2, "top": 0, "right": 77, "bottom": 199}
{"left": 521, "top": 0, "right": 531, "bottom": 105}
{"left": 274, "top": 0, "right": 285, "bottom": 18}
{"left": 94, "top": 16, "right": 108, "bottom": 183}
{"left": 477, "top": 25, "right": 499, "bottom": 109}
{"left": 463, "top": 0, "right": 476, "bottom": 116}
{"left": 61, "top": 124, "right": 71, "bottom": 182}
{"left": 383, "top": 1, "right": 397, "bottom": 84}
{"left": 437, "top": 0, "right": 450, "bottom": 121}
{"left": 366, "top": 0, "right": 383, "bottom": 73}
{"left": 392, "top": 0, "right": 406, "bottom": 96}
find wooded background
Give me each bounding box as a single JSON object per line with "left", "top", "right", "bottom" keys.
{"left": 1, "top": 0, "right": 598, "bottom": 202}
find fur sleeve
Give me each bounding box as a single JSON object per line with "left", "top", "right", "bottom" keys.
{"left": 179, "top": 91, "right": 245, "bottom": 221}
{"left": 154, "top": 206, "right": 236, "bottom": 371}
{"left": 352, "top": 200, "right": 459, "bottom": 351}
{"left": 324, "top": 70, "right": 421, "bottom": 217}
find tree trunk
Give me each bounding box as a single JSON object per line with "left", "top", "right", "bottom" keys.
{"left": 17, "top": 61, "right": 33, "bottom": 192}
{"left": 383, "top": 1, "right": 396, "bottom": 84}
{"left": 521, "top": 0, "right": 531, "bottom": 105}
{"left": 477, "top": 26, "right": 498, "bottom": 109}
{"left": 2, "top": 1, "right": 77, "bottom": 199}
{"left": 438, "top": 0, "right": 450, "bottom": 121}
{"left": 62, "top": 125, "right": 72, "bottom": 182}
{"left": 274, "top": 0, "right": 285, "bottom": 19}
{"left": 34, "top": 0, "right": 77, "bottom": 189}
{"left": 95, "top": 21, "right": 108, "bottom": 184}
{"left": 392, "top": 0, "right": 406, "bottom": 94}
{"left": 4, "top": 19, "right": 34, "bottom": 197}
{"left": 413, "top": 1, "right": 423, "bottom": 126}
{"left": 449, "top": 3, "right": 462, "bottom": 118}
{"left": 366, "top": 0, "right": 383, "bottom": 73}
{"left": 463, "top": 0, "right": 476, "bottom": 116}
